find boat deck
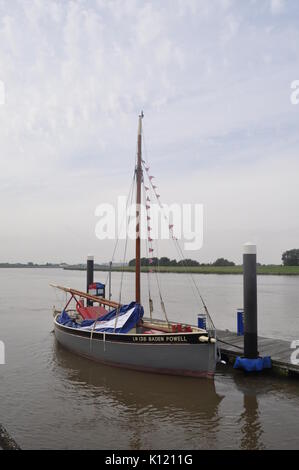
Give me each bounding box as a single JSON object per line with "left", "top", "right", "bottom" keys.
{"left": 217, "top": 329, "right": 299, "bottom": 376}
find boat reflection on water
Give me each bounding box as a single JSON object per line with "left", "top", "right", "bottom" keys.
{"left": 53, "top": 340, "right": 223, "bottom": 412}
{"left": 52, "top": 340, "right": 224, "bottom": 449}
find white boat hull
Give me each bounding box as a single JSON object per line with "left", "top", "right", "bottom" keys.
{"left": 54, "top": 317, "right": 217, "bottom": 378}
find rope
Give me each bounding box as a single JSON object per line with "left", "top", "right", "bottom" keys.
{"left": 142, "top": 131, "right": 170, "bottom": 324}
{"left": 217, "top": 338, "right": 243, "bottom": 351}
{"left": 104, "top": 167, "right": 136, "bottom": 286}
{"left": 172, "top": 236, "right": 216, "bottom": 330}
{"left": 51, "top": 285, "right": 69, "bottom": 312}
{"left": 142, "top": 168, "right": 169, "bottom": 324}
{"left": 141, "top": 158, "right": 216, "bottom": 331}
{"left": 142, "top": 181, "right": 153, "bottom": 320}
{"left": 153, "top": 237, "right": 170, "bottom": 324}
{"left": 113, "top": 167, "right": 136, "bottom": 331}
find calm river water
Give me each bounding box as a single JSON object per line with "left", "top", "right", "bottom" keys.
{"left": 0, "top": 268, "right": 298, "bottom": 449}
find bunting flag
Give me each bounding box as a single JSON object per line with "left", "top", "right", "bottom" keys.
{"left": 142, "top": 162, "right": 178, "bottom": 273}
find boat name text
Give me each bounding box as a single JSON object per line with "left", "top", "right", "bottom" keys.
{"left": 132, "top": 335, "right": 188, "bottom": 343}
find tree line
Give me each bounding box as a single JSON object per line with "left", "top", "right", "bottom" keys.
{"left": 128, "top": 257, "right": 235, "bottom": 267}
{"left": 128, "top": 249, "right": 299, "bottom": 268}
{"left": 282, "top": 249, "right": 299, "bottom": 266}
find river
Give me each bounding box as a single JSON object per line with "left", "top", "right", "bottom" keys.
{"left": 0, "top": 268, "right": 298, "bottom": 449}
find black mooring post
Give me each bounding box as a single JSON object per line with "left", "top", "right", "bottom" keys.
{"left": 243, "top": 243, "right": 258, "bottom": 359}
{"left": 86, "top": 255, "right": 94, "bottom": 306}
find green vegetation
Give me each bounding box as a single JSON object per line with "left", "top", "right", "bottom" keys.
{"left": 128, "top": 257, "right": 201, "bottom": 267}
{"left": 2, "top": 255, "right": 299, "bottom": 275}
{"left": 282, "top": 249, "right": 299, "bottom": 266}
{"left": 212, "top": 258, "right": 235, "bottom": 267}
{"left": 82, "top": 264, "right": 299, "bottom": 275}
{"left": 128, "top": 256, "right": 235, "bottom": 267}
{"left": 2, "top": 262, "right": 298, "bottom": 275}
{"left": 0, "top": 262, "right": 61, "bottom": 268}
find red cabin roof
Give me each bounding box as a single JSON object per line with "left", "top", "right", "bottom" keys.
{"left": 76, "top": 305, "right": 108, "bottom": 320}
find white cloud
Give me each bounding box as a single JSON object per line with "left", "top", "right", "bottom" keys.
{"left": 270, "top": 0, "right": 285, "bottom": 15}
{"left": 0, "top": 0, "right": 297, "bottom": 263}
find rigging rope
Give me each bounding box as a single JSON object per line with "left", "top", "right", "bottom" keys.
{"left": 107, "top": 121, "right": 216, "bottom": 332}
{"left": 152, "top": 221, "right": 170, "bottom": 324}
{"left": 142, "top": 181, "right": 154, "bottom": 321}
{"left": 141, "top": 155, "right": 216, "bottom": 331}
{"left": 141, "top": 145, "right": 169, "bottom": 324}
{"left": 113, "top": 165, "right": 136, "bottom": 331}
{"left": 104, "top": 168, "right": 136, "bottom": 287}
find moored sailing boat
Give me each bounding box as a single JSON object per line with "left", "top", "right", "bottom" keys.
{"left": 52, "top": 113, "right": 218, "bottom": 378}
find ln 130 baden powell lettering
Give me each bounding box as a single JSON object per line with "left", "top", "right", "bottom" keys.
{"left": 132, "top": 335, "right": 188, "bottom": 343}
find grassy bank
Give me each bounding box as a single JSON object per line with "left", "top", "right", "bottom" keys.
{"left": 63, "top": 265, "right": 299, "bottom": 275}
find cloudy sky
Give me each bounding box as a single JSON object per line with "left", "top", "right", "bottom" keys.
{"left": 0, "top": 0, "right": 298, "bottom": 265}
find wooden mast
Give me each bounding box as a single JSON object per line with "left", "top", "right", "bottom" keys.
{"left": 136, "top": 111, "right": 143, "bottom": 304}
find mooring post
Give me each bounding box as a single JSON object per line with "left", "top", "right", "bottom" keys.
{"left": 243, "top": 243, "right": 258, "bottom": 359}
{"left": 234, "top": 243, "right": 271, "bottom": 371}
{"left": 86, "top": 254, "right": 94, "bottom": 306}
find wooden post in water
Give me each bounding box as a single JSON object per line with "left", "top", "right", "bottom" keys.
{"left": 243, "top": 243, "right": 258, "bottom": 359}
{"left": 86, "top": 254, "right": 94, "bottom": 306}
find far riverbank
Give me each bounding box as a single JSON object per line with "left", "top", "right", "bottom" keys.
{"left": 62, "top": 265, "right": 299, "bottom": 275}
{"left": 1, "top": 264, "right": 298, "bottom": 275}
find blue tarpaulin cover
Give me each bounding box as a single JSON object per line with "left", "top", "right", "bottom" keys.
{"left": 57, "top": 301, "right": 144, "bottom": 333}
{"left": 234, "top": 356, "right": 272, "bottom": 372}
